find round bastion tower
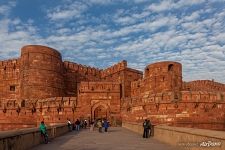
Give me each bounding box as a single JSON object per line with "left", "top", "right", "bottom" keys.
{"left": 144, "top": 61, "right": 182, "bottom": 100}
{"left": 20, "top": 45, "right": 65, "bottom": 99}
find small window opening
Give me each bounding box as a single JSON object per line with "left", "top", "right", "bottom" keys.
{"left": 10, "top": 85, "right": 15, "bottom": 91}
{"left": 21, "top": 100, "right": 25, "bottom": 107}
{"left": 168, "top": 64, "right": 174, "bottom": 71}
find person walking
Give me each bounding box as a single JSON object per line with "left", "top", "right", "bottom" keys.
{"left": 147, "top": 119, "right": 152, "bottom": 137}
{"left": 103, "top": 119, "right": 109, "bottom": 132}
{"left": 67, "top": 119, "right": 72, "bottom": 131}
{"left": 84, "top": 120, "right": 88, "bottom": 129}
{"left": 39, "top": 121, "right": 49, "bottom": 144}
{"left": 90, "top": 121, "right": 94, "bottom": 131}
{"left": 75, "top": 119, "right": 80, "bottom": 131}
{"left": 97, "top": 119, "right": 102, "bottom": 133}
{"left": 143, "top": 119, "right": 149, "bottom": 138}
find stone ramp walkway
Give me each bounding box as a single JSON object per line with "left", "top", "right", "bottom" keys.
{"left": 31, "top": 127, "right": 178, "bottom": 150}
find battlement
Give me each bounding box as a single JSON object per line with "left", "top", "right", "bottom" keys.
{"left": 181, "top": 90, "right": 225, "bottom": 102}
{"left": 0, "top": 45, "right": 225, "bottom": 131}
{"left": 183, "top": 80, "right": 225, "bottom": 92}
{"left": 0, "top": 59, "right": 20, "bottom": 68}
{"left": 63, "top": 61, "right": 102, "bottom": 77}
{"left": 79, "top": 81, "right": 120, "bottom": 92}
{"left": 101, "top": 60, "right": 127, "bottom": 78}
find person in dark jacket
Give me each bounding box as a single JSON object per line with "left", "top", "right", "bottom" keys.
{"left": 75, "top": 119, "right": 80, "bottom": 131}
{"left": 143, "top": 119, "right": 150, "bottom": 138}
{"left": 147, "top": 119, "right": 152, "bottom": 137}
{"left": 103, "top": 119, "right": 109, "bottom": 132}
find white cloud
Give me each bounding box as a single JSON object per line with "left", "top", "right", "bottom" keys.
{"left": 148, "top": 0, "right": 205, "bottom": 12}
{"left": 85, "top": 0, "right": 113, "bottom": 5}
{"left": 148, "top": 1, "right": 172, "bottom": 12}
{"left": 47, "top": 1, "right": 88, "bottom": 21}
{"left": 0, "top": 1, "right": 16, "bottom": 16}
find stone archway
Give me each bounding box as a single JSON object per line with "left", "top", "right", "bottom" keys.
{"left": 94, "top": 105, "right": 108, "bottom": 120}
{"left": 91, "top": 102, "right": 110, "bottom": 121}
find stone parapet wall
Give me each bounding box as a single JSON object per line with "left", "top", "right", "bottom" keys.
{"left": 63, "top": 61, "right": 102, "bottom": 78}
{"left": 122, "top": 100, "right": 225, "bottom": 131}
{"left": 0, "top": 97, "right": 77, "bottom": 131}
{"left": 0, "top": 123, "right": 68, "bottom": 150}
{"left": 122, "top": 122, "right": 225, "bottom": 150}
{"left": 63, "top": 61, "right": 102, "bottom": 96}
{"left": 183, "top": 80, "right": 225, "bottom": 92}
{"left": 101, "top": 60, "right": 127, "bottom": 78}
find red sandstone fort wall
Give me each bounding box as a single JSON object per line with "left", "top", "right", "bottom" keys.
{"left": 0, "top": 96, "right": 77, "bottom": 131}
{"left": 131, "top": 61, "right": 182, "bottom": 101}
{"left": 0, "top": 59, "right": 21, "bottom": 101}
{"left": 101, "top": 60, "right": 127, "bottom": 79}
{"left": 123, "top": 80, "right": 225, "bottom": 131}
{"left": 100, "top": 60, "right": 143, "bottom": 98}
{"left": 63, "top": 61, "right": 102, "bottom": 96}
{"left": 143, "top": 61, "right": 182, "bottom": 93}
{"left": 78, "top": 82, "right": 121, "bottom": 124}
{"left": 20, "top": 45, "right": 65, "bottom": 99}
{"left": 183, "top": 80, "right": 225, "bottom": 92}
{"left": 35, "top": 97, "right": 77, "bottom": 125}
{"left": 0, "top": 45, "right": 225, "bottom": 131}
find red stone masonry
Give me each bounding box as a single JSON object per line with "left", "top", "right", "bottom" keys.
{"left": 0, "top": 45, "right": 224, "bottom": 131}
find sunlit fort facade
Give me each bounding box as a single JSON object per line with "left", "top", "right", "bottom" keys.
{"left": 0, "top": 45, "right": 224, "bottom": 131}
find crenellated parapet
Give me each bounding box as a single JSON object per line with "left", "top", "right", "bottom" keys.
{"left": 0, "top": 59, "right": 20, "bottom": 79}
{"left": 101, "top": 60, "right": 127, "bottom": 78}
{"left": 181, "top": 90, "right": 225, "bottom": 102}
{"left": 79, "top": 81, "right": 120, "bottom": 93}
{"left": 63, "top": 61, "right": 102, "bottom": 78}
{"left": 183, "top": 80, "right": 225, "bottom": 92}
{"left": 0, "top": 59, "right": 20, "bottom": 69}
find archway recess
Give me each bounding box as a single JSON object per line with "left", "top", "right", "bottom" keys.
{"left": 91, "top": 102, "right": 110, "bottom": 121}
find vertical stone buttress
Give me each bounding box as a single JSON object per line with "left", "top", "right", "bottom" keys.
{"left": 20, "top": 45, "right": 65, "bottom": 99}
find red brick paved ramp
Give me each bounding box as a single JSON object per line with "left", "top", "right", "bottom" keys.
{"left": 31, "top": 127, "right": 177, "bottom": 150}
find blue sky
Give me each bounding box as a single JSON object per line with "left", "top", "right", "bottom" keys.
{"left": 0, "top": 0, "right": 225, "bottom": 83}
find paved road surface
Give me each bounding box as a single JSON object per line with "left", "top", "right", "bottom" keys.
{"left": 31, "top": 127, "right": 178, "bottom": 150}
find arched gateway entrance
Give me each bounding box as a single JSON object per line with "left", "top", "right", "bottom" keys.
{"left": 91, "top": 102, "right": 110, "bottom": 121}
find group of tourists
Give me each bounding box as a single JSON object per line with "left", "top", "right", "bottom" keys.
{"left": 66, "top": 118, "right": 110, "bottom": 133}
{"left": 96, "top": 118, "right": 109, "bottom": 133}
{"left": 39, "top": 118, "right": 151, "bottom": 144}
{"left": 67, "top": 119, "right": 88, "bottom": 131}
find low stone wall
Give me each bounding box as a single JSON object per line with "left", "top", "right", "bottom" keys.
{"left": 122, "top": 122, "right": 225, "bottom": 150}
{"left": 0, "top": 124, "right": 68, "bottom": 150}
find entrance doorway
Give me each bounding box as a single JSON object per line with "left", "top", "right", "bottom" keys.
{"left": 94, "top": 105, "right": 108, "bottom": 120}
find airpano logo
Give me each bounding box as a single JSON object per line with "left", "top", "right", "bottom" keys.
{"left": 199, "top": 141, "right": 221, "bottom": 147}
{"left": 178, "top": 141, "right": 222, "bottom": 147}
